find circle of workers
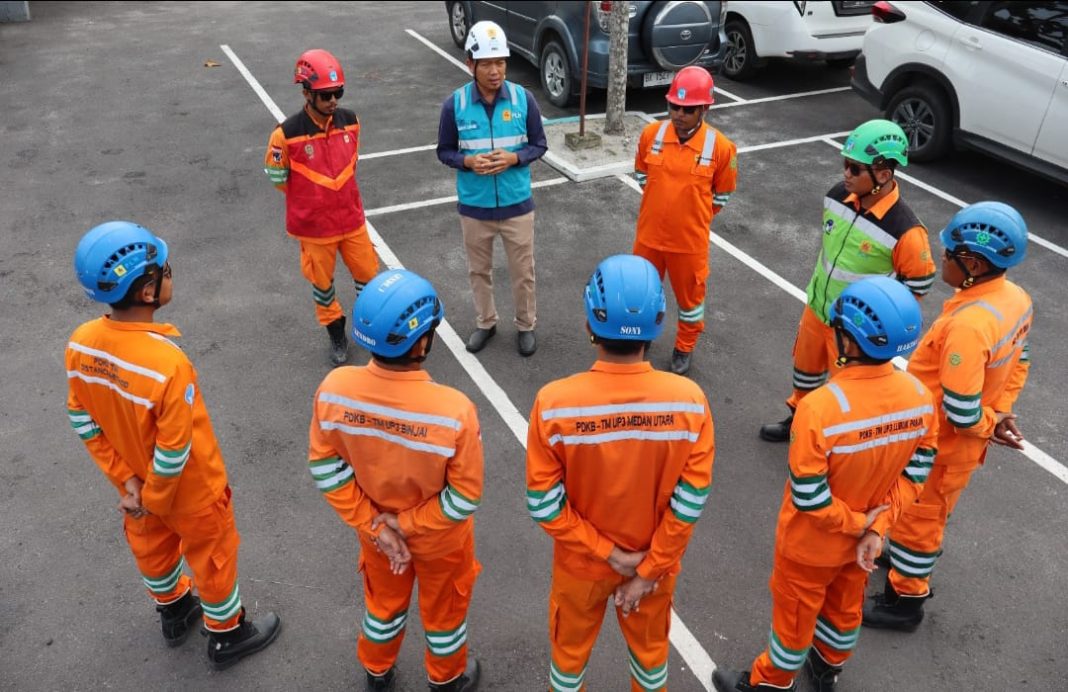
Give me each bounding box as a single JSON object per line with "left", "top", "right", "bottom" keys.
{"left": 63, "top": 20, "right": 1036, "bottom": 692}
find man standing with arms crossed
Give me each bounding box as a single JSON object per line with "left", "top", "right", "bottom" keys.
{"left": 713, "top": 277, "right": 936, "bottom": 692}
{"left": 864, "top": 202, "right": 1033, "bottom": 632}
{"left": 265, "top": 49, "right": 379, "bottom": 366}
{"left": 759, "top": 119, "right": 936, "bottom": 442}
{"left": 527, "top": 254, "right": 715, "bottom": 691}
{"left": 67, "top": 221, "right": 280, "bottom": 670}
{"left": 437, "top": 20, "right": 548, "bottom": 357}
{"left": 633, "top": 65, "right": 738, "bottom": 376}
{"left": 308, "top": 269, "right": 484, "bottom": 691}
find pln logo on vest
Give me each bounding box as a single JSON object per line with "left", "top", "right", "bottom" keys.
{"left": 858, "top": 240, "right": 873, "bottom": 256}
{"left": 502, "top": 109, "right": 512, "bottom": 122}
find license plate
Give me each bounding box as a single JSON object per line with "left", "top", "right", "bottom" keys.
{"left": 643, "top": 71, "right": 674, "bottom": 87}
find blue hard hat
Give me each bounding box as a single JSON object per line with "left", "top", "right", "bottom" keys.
{"left": 940, "top": 201, "right": 1027, "bottom": 270}
{"left": 584, "top": 255, "right": 665, "bottom": 342}
{"left": 830, "top": 276, "right": 923, "bottom": 360}
{"left": 352, "top": 269, "right": 443, "bottom": 358}
{"left": 74, "top": 221, "right": 169, "bottom": 304}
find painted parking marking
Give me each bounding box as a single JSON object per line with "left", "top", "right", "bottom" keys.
{"left": 618, "top": 172, "right": 1068, "bottom": 487}
{"left": 365, "top": 177, "right": 569, "bottom": 218}
{"left": 226, "top": 43, "right": 719, "bottom": 691}
{"left": 819, "top": 137, "right": 1068, "bottom": 261}
{"left": 651, "top": 85, "right": 853, "bottom": 117}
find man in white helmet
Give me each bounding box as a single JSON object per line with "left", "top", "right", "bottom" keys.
{"left": 437, "top": 20, "right": 548, "bottom": 358}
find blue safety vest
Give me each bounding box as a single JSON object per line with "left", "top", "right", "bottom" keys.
{"left": 453, "top": 81, "right": 531, "bottom": 208}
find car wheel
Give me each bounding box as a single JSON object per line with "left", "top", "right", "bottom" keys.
{"left": 886, "top": 82, "right": 952, "bottom": 162}
{"left": 724, "top": 19, "right": 758, "bottom": 81}
{"left": 540, "top": 40, "right": 575, "bottom": 108}
{"left": 448, "top": 2, "right": 469, "bottom": 50}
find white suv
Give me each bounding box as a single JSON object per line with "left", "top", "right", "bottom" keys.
{"left": 723, "top": 1, "right": 875, "bottom": 80}
{"left": 852, "top": 1, "right": 1068, "bottom": 183}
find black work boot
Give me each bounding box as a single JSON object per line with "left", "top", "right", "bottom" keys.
{"left": 326, "top": 316, "right": 349, "bottom": 366}
{"left": 712, "top": 667, "right": 795, "bottom": 692}
{"left": 156, "top": 590, "right": 202, "bottom": 647}
{"left": 366, "top": 666, "right": 396, "bottom": 691}
{"left": 428, "top": 657, "right": 480, "bottom": 691}
{"left": 466, "top": 326, "right": 496, "bottom": 353}
{"left": 805, "top": 649, "right": 843, "bottom": 692}
{"left": 862, "top": 575, "right": 929, "bottom": 632}
{"left": 759, "top": 412, "right": 794, "bottom": 442}
{"left": 670, "top": 349, "right": 693, "bottom": 375}
{"left": 206, "top": 609, "right": 282, "bottom": 671}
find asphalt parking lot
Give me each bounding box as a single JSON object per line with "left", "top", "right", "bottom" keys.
{"left": 1, "top": 2, "right": 1066, "bottom": 691}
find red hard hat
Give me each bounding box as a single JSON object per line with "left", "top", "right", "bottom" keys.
{"left": 294, "top": 49, "right": 345, "bottom": 90}
{"left": 666, "top": 66, "right": 715, "bottom": 106}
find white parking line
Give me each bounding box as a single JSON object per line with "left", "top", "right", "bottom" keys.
{"left": 227, "top": 42, "right": 718, "bottom": 691}
{"left": 361, "top": 144, "right": 438, "bottom": 160}
{"left": 713, "top": 85, "right": 746, "bottom": 102}
{"left": 406, "top": 28, "right": 469, "bottom": 72}
{"left": 619, "top": 169, "right": 1068, "bottom": 487}
{"left": 651, "top": 85, "right": 854, "bottom": 117}
{"left": 819, "top": 137, "right": 1068, "bottom": 260}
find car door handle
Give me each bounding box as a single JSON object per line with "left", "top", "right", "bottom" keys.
{"left": 957, "top": 35, "right": 983, "bottom": 50}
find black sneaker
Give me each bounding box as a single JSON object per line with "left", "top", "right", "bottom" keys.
{"left": 366, "top": 666, "right": 396, "bottom": 691}
{"left": 206, "top": 610, "right": 281, "bottom": 671}
{"left": 428, "top": 657, "right": 480, "bottom": 691}
{"left": 670, "top": 349, "right": 692, "bottom": 375}
{"left": 517, "top": 330, "right": 537, "bottom": 357}
{"left": 156, "top": 591, "right": 202, "bottom": 648}
{"left": 326, "top": 316, "right": 349, "bottom": 366}
{"left": 758, "top": 413, "right": 794, "bottom": 443}
{"left": 712, "top": 667, "right": 795, "bottom": 692}
{"left": 466, "top": 326, "right": 496, "bottom": 353}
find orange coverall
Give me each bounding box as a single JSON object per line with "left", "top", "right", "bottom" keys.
{"left": 526, "top": 360, "right": 715, "bottom": 691}
{"left": 634, "top": 120, "right": 737, "bottom": 353}
{"left": 265, "top": 105, "right": 378, "bottom": 326}
{"left": 888, "top": 275, "right": 1032, "bottom": 597}
{"left": 749, "top": 363, "right": 937, "bottom": 688}
{"left": 308, "top": 360, "right": 484, "bottom": 684}
{"left": 787, "top": 185, "right": 936, "bottom": 409}
{"left": 65, "top": 316, "right": 242, "bottom": 631}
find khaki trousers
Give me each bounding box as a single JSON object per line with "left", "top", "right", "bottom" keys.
{"left": 460, "top": 212, "right": 536, "bottom": 331}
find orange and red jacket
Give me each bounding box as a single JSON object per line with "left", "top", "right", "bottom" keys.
{"left": 308, "top": 361, "right": 484, "bottom": 560}
{"left": 634, "top": 120, "right": 738, "bottom": 254}
{"left": 907, "top": 275, "right": 1032, "bottom": 466}
{"left": 778, "top": 363, "right": 938, "bottom": 566}
{"left": 65, "top": 317, "right": 228, "bottom": 516}
{"left": 264, "top": 104, "right": 366, "bottom": 240}
{"left": 526, "top": 361, "right": 715, "bottom": 581}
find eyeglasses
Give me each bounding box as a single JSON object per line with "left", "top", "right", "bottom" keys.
{"left": 667, "top": 103, "right": 700, "bottom": 115}
{"left": 315, "top": 88, "right": 344, "bottom": 101}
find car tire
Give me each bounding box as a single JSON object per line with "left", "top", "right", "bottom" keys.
{"left": 448, "top": 2, "right": 469, "bottom": 50}
{"left": 540, "top": 39, "right": 575, "bottom": 108}
{"left": 724, "top": 18, "right": 759, "bottom": 81}
{"left": 886, "top": 82, "right": 952, "bottom": 162}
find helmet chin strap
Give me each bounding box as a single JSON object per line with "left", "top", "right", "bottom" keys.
{"left": 408, "top": 329, "right": 437, "bottom": 364}
{"left": 833, "top": 325, "right": 860, "bottom": 367}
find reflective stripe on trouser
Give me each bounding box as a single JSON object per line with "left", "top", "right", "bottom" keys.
{"left": 786, "top": 305, "right": 840, "bottom": 410}
{"left": 633, "top": 240, "right": 709, "bottom": 352}
{"left": 750, "top": 549, "right": 867, "bottom": 688}
{"left": 298, "top": 226, "right": 379, "bottom": 326}
{"left": 548, "top": 560, "right": 675, "bottom": 691}
{"left": 356, "top": 530, "right": 480, "bottom": 684}
{"left": 459, "top": 212, "right": 537, "bottom": 331}
{"left": 123, "top": 486, "right": 242, "bottom": 631}
{"left": 888, "top": 457, "right": 979, "bottom": 597}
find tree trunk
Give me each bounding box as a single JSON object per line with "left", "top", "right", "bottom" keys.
{"left": 604, "top": 0, "right": 629, "bottom": 135}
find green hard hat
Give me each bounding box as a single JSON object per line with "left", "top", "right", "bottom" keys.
{"left": 841, "top": 119, "right": 909, "bottom": 167}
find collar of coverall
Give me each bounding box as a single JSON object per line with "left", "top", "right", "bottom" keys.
{"left": 102, "top": 315, "right": 181, "bottom": 336}
{"left": 470, "top": 81, "right": 512, "bottom": 106}
{"left": 366, "top": 359, "right": 433, "bottom": 380}
{"left": 662, "top": 120, "right": 708, "bottom": 152}
{"left": 303, "top": 102, "right": 334, "bottom": 131}
{"left": 843, "top": 180, "right": 899, "bottom": 220}
{"left": 590, "top": 360, "right": 653, "bottom": 374}
{"left": 945, "top": 272, "right": 1007, "bottom": 299}
{"left": 831, "top": 361, "right": 895, "bottom": 379}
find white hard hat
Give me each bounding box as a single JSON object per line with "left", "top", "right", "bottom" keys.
{"left": 465, "top": 20, "right": 510, "bottom": 59}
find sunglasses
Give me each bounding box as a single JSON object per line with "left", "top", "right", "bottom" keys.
{"left": 843, "top": 161, "right": 866, "bottom": 176}
{"left": 315, "top": 88, "right": 344, "bottom": 101}
{"left": 667, "top": 103, "right": 700, "bottom": 115}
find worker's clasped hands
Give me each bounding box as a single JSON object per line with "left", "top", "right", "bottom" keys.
{"left": 608, "top": 546, "right": 658, "bottom": 617}
{"left": 371, "top": 512, "right": 412, "bottom": 576}
{"left": 118, "top": 476, "right": 149, "bottom": 519}
{"left": 465, "top": 148, "right": 518, "bottom": 176}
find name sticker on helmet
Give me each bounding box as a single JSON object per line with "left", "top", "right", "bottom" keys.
{"left": 620, "top": 326, "right": 642, "bottom": 335}
{"left": 354, "top": 331, "right": 376, "bottom": 346}
{"left": 379, "top": 273, "right": 403, "bottom": 290}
